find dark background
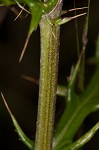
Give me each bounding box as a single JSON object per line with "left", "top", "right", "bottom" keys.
{"left": 0, "top": 0, "right": 99, "bottom": 149}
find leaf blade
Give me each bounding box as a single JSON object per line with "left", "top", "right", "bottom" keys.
{"left": 1, "top": 93, "right": 34, "bottom": 150}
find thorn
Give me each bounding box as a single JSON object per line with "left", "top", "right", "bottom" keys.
{"left": 62, "top": 7, "right": 88, "bottom": 15}
{"left": 69, "top": 7, "right": 88, "bottom": 12}
{"left": 25, "top": 13, "right": 29, "bottom": 18}
{"left": 19, "top": 33, "right": 31, "bottom": 62}
{"left": 15, "top": 0, "right": 31, "bottom": 14}
{"left": 70, "top": 12, "right": 86, "bottom": 20}
{"left": 21, "top": 75, "right": 39, "bottom": 85}
{"left": 10, "top": 7, "right": 24, "bottom": 21}
{"left": 14, "top": 10, "right": 23, "bottom": 21}
{"left": 55, "top": 13, "right": 86, "bottom": 26}
{"left": 1, "top": 92, "right": 12, "bottom": 115}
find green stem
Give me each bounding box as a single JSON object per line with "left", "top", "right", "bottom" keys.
{"left": 35, "top": 1, "right": 63, "bottom": 150}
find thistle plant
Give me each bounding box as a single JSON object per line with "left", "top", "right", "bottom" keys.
{"left": 0, "top": 0, "right": 99, "bottom": 150}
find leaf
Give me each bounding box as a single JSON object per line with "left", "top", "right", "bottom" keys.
{"left": 1, "top": 93, "right": 34, "bottom": 150}
{"left": 54, "top": 13, "right": 86, "bottom": 26}
{"left": 64, "top": 122, "right": 99, "bottom": 150}
{"left": 1, "top": 0, "right": 13, "bottom": 5}
{"left": 0, "top": 0, "right": 23, "bottom": 5}
{"left": 53, "top": 51, "right": 83, "bottom": 149}
{"left": 19, "top": 0, "right": 59, "bottom": 62}
{"left": 53, "top": 36, "right": 99, "bottom": 150}
{"left": 19, "top": 2, "right": 44, "bottom": 62}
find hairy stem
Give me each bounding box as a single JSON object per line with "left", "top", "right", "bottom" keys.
{"left": 35, "top": 1, "right": 63, "bottom": 150}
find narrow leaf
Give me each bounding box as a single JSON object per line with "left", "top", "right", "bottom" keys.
{"left": 19, "top": 3, "right": 43, "bottom": 62}
{"left": 65, "top": 122, "right": 99, "bottom": 150}
{"left": 53, "top": 2, "right": 99, "bottom": 148}
{"left": 54, "top": 13, "right": 86, "bottom": 26}
{"left": 1, "top": 93, "right": 34, "bottom": 150}
{"left": 53, "top": 43, "right": 99, "bottom": 150}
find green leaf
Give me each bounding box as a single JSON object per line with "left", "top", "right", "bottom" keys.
{"left": 29, "top": 3, "right": 43, "bottom": 35}
{"left": 53, "top": 52, "right": 83, "bottom": 149}
{"left": 18, "top": 0, "right": 59, "bottom": 62}
{"left": 24, "top": 0, "right": 59, "bottom": 35}
{"left": 1, "top": 0, "right": 13, "bottom": 5}
{"left": 1, "top": 93, "right": 34, "bottom": 150}
{"left": 0, "top": 0, "right": 23, "bottom": 5}
{"left": 53, "top": 36, "right": 99, "bottom": 150}
{"left": 64, "top": 122, "right": 99, "bottom": 150}
{"left": 54, "top": 13, "right": 86, "bottom": 26}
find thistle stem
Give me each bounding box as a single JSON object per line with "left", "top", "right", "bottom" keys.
{"left": 35, "top": 1, "right": 63, "bottom": 150}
